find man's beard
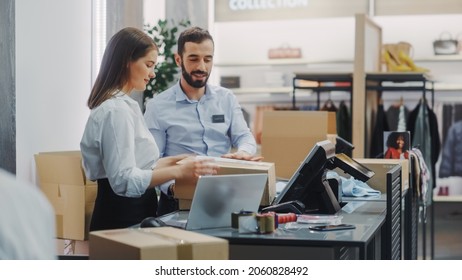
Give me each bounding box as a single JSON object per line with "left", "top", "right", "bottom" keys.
{"left": 181, "top": 61, "right": 209, "bottom": 89}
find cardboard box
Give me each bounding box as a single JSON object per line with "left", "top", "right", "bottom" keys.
{"left": 355, "top": 158, "right": 409, "bottom": 193}
{"left": 89, "top": 227, "right": 229, "bottom": 260}
{"left": 56, "top": 239, "right": 89, "bottom": 256}
{"left": 35, "top": 151, "right": 97, "bottom": 241}
{"left": 261, "top": 111, "right": 337, "bottom": 179}
{"left": 175, "top": 158, "right": 276, "bottom": 207}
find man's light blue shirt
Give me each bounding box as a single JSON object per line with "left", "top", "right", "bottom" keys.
{"left": 144, "top": 82, "right": 256, "bottom": 158}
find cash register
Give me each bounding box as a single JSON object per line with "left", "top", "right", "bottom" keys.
{"left": 262, "top": 139, "right": 375, "bottom": 214}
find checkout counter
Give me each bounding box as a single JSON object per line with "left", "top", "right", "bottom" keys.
{"left": 88, "top": 140, "right": 405, "bottom": 260}
{"left": 194, "top": 200, "right": 386, "bottom": 260}
{"left": 162, "top": 140, "right": 402, "bottom": 260}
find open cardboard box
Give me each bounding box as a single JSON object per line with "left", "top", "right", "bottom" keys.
{"left": 89, "top": 227, "right": 228, "bottom": 260}
{"left": 261, "top": 110, "right": 337, "bottom": 179}
{"left": 175, "top": 157, "right": 276, "bottom": 209}
{"left": 355, "top": 158, "right": 409, "bottom": 193}
{"left": 35, "top": 151, "right": 97, "bottom": 241}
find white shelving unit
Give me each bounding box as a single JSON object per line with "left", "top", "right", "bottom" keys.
{"left": 433, "top": 195, "right": 462, "bottom": 202}
{"left": 215, "top": 55, "right": 462, "bottom": 97}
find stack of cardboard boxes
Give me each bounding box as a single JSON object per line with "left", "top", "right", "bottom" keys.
{"left": 262, "top": 110, "right": 337, "bottom": 179}
{"left": 35, "top": 151, "right": 97, "bottom": 255}
{"left": 34, "top": 151, "right": 230, "bottom": 259}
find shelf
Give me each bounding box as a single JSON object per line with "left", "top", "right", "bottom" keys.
{"left": 294, "top": 72, "right": 353, "bottom": 82}
{"left": 216, "top": 55, "right": 462, "bottom": 67}
{"left": 434, "top": 83, "right": 462, "bottom": 91}
{"left": 230, "top": 87, "right": 292, "bottom": 95}
{"left": 215, "top": 59, "right": 353, "bottom": 67}
{"left": 415, "top": 54, "right": 462, "bottom": 62}
{"left": 229, "top": 84, "right": 462, "bottom": 95}
{"left": 366, "top": 72, "right": 432, "bottom": 82}
{"left": 433, "top": 195, "right": 462, "bottom": 202}
{"left": 292, "top": 72, "right": 353, "bottom": 109}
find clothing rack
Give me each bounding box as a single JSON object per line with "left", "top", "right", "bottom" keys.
{"left": 365, "top": 72, "right": 434, "bottom": 109}
{"left": 366, "top": 72, "right": 436, "bottom": 260}
{"left": 292, "top": 73, "right": 353, "bottom": 110}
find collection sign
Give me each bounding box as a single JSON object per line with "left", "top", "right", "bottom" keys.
{"left": 215, "top": 0, "right": 369, "bottom": 22}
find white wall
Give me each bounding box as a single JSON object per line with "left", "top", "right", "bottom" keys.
{"left": 16, "top": 0, "right": 92, "bottom": 184}
{"left": 210, "top": 13, "right": 462, "bottom": 101}
{"left": 375, "top": 14, "right": 462, "bottom": 59}
{"left": 213, "top": 14, "right": 462, "bottom": 64}
{"left": 213, "top": 17, "right": 356, "bottom": 65}
{"left": 143, "top": 0, "right": 165, "bottom": 26}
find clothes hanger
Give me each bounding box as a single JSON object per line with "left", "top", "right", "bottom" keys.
{"left": 391, "top": 96, "right": 403, "bottom": 108}
{"left": 322, "top": 92, "right": 336, "bottom": 111}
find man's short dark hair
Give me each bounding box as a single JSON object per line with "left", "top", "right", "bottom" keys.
{"left": 177, "top": 26, "right": 214, "bottom": 56}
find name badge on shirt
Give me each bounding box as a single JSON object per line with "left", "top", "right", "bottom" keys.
{"left": 212, "top": 114, "right": 225, "bottom": 123}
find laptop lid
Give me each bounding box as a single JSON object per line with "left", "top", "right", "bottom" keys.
{"left": 183, "top": 173, "right": 267, "bottom": 230}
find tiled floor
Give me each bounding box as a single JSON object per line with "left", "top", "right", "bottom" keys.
{"left": 418, "top": 201, "right": 462, "bottom": 260}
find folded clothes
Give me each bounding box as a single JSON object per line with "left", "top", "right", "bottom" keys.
{"left": 341, "top": 177, "right": 381, "bottom": 197}
{"left": 327, "top": 171, "right": 381, "bottom": 197}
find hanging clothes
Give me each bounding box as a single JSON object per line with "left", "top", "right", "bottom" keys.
{"left": 441, "top": 103, "right": 462, "bottom": 146}
{"left": 320, "top": 99, "right": 337, "bottom": 112}
{"left": 409, "top": 148, "right": 431, "bottom": 207}
{"left": 386, "top": 102, "right": 409, "bottom": 132}
{"left": 370, "top": 101, "right": 390, "bottom": 158}
{"left": 336, "top": 101, "right": 351, "bottom": 143}
{"left": 407, "top": 99, "right": 441, "bottom": 192}
{"left": 397, "top": 104, "right": 407, "bottom": 132}
{"left": 441, "top": 104, "right": 454, "bottom": 144}
{"left": 439, "top": 121, "right": 462, "bottom": 178}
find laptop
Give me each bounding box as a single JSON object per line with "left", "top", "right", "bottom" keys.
{"left": 159, "top": 173, "right": 268, "bottom": 230}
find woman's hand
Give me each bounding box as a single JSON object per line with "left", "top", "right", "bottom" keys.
{"left": 177, "top": 157, "right": 219, "bottom": 179}
{"left": 155, "top": 154, "right": 195, "bottom": 169}
{"left": 150, "top": 155, "right": 219, "bottom": 187}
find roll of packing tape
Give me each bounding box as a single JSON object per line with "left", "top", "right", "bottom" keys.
{"left": 232, "top": 211, "right": 278, "bottom": 233}
{"left": 256, "top": 213, "right": 276, "bottom": 233}
{"left": 238, "top": 215, "right": 258, "bottom": 233}
{"left": 231, "top": 211, "right": 255, "bottom": 229}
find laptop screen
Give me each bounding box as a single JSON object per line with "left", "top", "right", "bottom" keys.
{"left": 160, "top": 173, "right": 268, "bottom": 230}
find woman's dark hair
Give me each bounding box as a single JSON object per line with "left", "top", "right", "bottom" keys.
{"left": 87, "top": 27, "right": 158, "bottom": 109}
{"left": 386, "top": 132, "right": 409, "bottom": 151}
{"left": 177, "top": 26, "right": 214, "bottom": 56}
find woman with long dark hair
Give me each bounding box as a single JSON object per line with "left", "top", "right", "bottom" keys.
{"left": 384, "top": 132, "right": 410, "bottom": 159}
{"left": 80, "top": 27, "right": 218, "bottom": 231}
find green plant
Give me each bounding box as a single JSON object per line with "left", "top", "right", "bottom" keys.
{"left": 143, "top": 19, "right": 190, "bottom": 106}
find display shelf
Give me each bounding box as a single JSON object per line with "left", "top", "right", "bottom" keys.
{"left": 365, "top": 72, "right": 434, "bottom": 107}
{"left": 434, "top": 83, "right": 462, "bottom": 91}
{"left": 433, "top": 195, "right": 462, "bottom": 202}
{"left": 292, "top": 72, "right": 353, "bottom": 109}
{"left": 216, "top": 55, "right": 462, "bottom": 67}
{"left": 230, "top": 87, "right": 292, "bottom": 95}
{"left": 215, "top": 59, "right": 353, "bottom": 67}
{"left": 415, "top": 54, "right": 462, "bottom": 62}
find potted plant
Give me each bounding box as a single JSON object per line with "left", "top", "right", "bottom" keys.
{"left": 143, "top": 19, "right": 190, "bottom": 109}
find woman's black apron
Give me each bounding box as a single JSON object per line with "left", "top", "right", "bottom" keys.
{"left": 90, "top": 178, "right": 158, "bottom": 231}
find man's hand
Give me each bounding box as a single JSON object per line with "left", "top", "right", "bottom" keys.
{"left": 221, "top": 151, "right": 264, "bottom": 162}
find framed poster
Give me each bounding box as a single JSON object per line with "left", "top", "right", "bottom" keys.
{"left": 383, "top": 131, "right": 411, "bottom": 159}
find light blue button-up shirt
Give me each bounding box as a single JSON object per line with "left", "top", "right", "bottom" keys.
{"left": 81, "top": 92, "right": 158, "bottom": 197}
{"left": 144, "top": 82, "right": 256, "bottom": 158}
